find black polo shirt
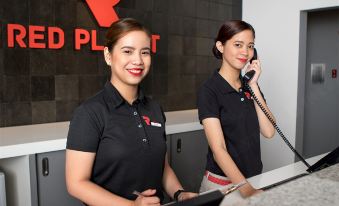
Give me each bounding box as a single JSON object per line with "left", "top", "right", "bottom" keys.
{"left": 67, "top": 82, "right": 166, "bottom": 201}
{"left": 197, "top": 69, "right": 263, "bottom": 178}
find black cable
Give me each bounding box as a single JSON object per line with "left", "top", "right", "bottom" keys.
{"left": 244, "top": 82, "right": 311, "bottom": 169}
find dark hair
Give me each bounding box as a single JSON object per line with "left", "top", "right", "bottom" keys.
{"left": 212, "top": 20, "right": 255, "bottom": 59}
{"left": 105, "top": 18, "right": 151, "bottom": 52}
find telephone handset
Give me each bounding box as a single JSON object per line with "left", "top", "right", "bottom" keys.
{"left": 250, "top": 48, "right": 258, "bottom": 64}
{"left": 242, "top": 49, "right": 311, "bottom": 169}
{"left": 243, "top": 48, "right": 257, "bottom": 83}
{"left": 243, "top": 70, "right": 255, "bottom": 83}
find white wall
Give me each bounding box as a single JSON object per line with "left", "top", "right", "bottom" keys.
{"left": 242, "top": 0, "right": 339, "bottom": 171}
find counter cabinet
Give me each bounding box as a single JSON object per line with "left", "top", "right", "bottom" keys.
{"left": 26, "top": 130, "right": 208, "bottom": 206}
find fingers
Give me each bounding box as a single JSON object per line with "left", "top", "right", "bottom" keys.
{"left": 249, "top": 60, "right": 261, "bottom": 72}
{"left": 253, "top": 189, "right": 264, "bottom": 196}
{"left": 179, "top": 192, "right": 198, "bottom": 201}
{"left": 141, "top": 189, "right": 157, "bottom": 196}
{"left": 245, "top": 59, "right": 260, "bottom": 72}
{"left": 251, "top": 59, "right": 260, "bottom": 66}
{"left": 137, "top": 196, "right": 160, "bottom": 205}
{"left": 135, "top": 196, "right": 160, "bottom": 206}
{"left": 245, "top": 59, "right": 261, "bottom": 85}
{"left": 239, "top": 183, "right": 259, "bottom": 197}
{"left": 134, "top": 189, "right": 160, "bottom": 206}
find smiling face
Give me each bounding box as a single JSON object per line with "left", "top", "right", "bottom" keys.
{"left": 216, "top": 29, "right": 255, "bottom": 71}
{"left": 104, "top": 30, "right": 151, "bottom": 88}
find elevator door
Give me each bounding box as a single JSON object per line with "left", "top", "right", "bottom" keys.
{"left": 303, "top": 9, "right": 339, "bottom": 158}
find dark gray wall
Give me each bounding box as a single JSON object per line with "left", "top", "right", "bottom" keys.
{"left": 0, "top": 0, "right": 242, "bottom": 127}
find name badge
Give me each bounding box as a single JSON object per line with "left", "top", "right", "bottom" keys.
{"left": 151, "top": 122, "right": 162, "bottom": 127}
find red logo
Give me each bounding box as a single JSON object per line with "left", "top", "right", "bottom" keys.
{"left": 244, "top": 91, "right": 251, "bottom": 100}
{"left": 142, "top": 116, "right": 151, "bottom": 125}
{"left": 85, "top": 0, "right": 120, "bottom": 27}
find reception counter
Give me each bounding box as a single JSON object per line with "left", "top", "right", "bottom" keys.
{"left": 0, "top": 109, "right": 204, "bottom": 206}
{"left": 0, "top": 109, "right": 202, "bottom": 159}
{"left": 220, "top": 154, "right": 339, "bottom": 206}
{"left": 1, "top": 109, "right": 338, "bottom": 206}
{"left": 229, "top": 163, "right": 339, "bottom": 206}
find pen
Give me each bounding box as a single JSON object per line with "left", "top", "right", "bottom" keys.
{"left": 221, "top": 180, "right": 247, "bottom": 195}
{"left": 133, "top": 190, "right": 143, "bottom": 197}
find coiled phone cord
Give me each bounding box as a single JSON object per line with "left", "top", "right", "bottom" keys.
{"left": 244, "top": 82, "right": 311, "bottom": 169}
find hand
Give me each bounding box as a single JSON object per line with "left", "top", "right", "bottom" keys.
{"left": 133, "top": 189, "right": 160, "bottom": 206}
{"left": 245, "top": 59, "right": 261, "bottom": 85}
{"left": 252, "top": 189, "right": 264, "bottom": 196}
{"left": 239, "top": 183, "right": 263, "bottom": 198}
{"left": 177, "top": 192, "right": 198, "bottom": 201}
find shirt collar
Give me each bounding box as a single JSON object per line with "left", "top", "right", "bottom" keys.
{"left": 213, "top": 69, "right": 239, "bottom": 93}
{"left": 104, "top": 81, "right": 147, "bottom": 108}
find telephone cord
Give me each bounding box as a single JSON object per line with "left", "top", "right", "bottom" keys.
{"left": 245, "top": 83, "right": 311, "bottom": 169}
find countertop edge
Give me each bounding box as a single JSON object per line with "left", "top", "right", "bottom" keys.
{"left": 0, "top": 110, "right": 201, "bottom": 158}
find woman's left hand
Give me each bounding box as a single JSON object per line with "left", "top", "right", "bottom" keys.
{"left": 177, "top": 192, "right": 198, "bottom": 201}
{"left": 245, "top": 59, "right": 261, "bottom": 85}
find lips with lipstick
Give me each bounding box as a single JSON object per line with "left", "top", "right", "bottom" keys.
{"left": 127, "top": 68, "right": 143, "bottom": 76}
{"left": 238, "top": 58, "right": 248, "bottom": 63}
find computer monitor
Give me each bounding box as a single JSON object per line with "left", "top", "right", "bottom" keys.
{"left": 307, "top": 146, "right": 339, "bottom": 173}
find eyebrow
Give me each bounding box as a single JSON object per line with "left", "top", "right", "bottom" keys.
{"left": 234, "top": 41, "right": 255, "bottom": 45}
{"left": 120, "top": 46, "right": 151, "bottom": 50}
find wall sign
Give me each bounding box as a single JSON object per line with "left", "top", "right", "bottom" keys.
{"left": 4, "top": 0, "right": 160, "bottom": 52}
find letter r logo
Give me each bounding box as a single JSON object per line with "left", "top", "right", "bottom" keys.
{"left": 85, "top": 0, "right": 120, "bottom": 27}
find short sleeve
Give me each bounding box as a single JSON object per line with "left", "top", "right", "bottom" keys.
{"left": 197, "top": 85, "right": 220, "bottom": 123}
{"left": 159, "top": 104, "right": 167, "bottom": 141}
{"left": 66, "top": 105, "right": 101, "bottom": 152}
{"left": 160, "top": 105, "right": 166, "bottom": 123}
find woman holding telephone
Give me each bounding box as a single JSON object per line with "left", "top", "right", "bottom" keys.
{"left": 197, "top": 20, "right": 276, "bottom": 197}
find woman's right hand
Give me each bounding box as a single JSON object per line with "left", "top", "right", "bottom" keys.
{"left": 133, "top": 189, "right": 160, "bottom": 206}
{"left": 239, "top": 183, "right": 263, "bottom": 197}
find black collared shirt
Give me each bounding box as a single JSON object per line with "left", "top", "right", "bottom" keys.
{"left": 197, "top": 69, "right": 263, "bottom": 178}
{"left": 67, "top": 82, "right": 166, "bottom": 201}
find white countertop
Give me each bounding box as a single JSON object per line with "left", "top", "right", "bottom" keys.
{"left": 0, "top": 109, "right": 202, "bottom": 159}
{"left": 247, "top": 153, "right": 327, "bottom": 189}
{"left": 229, "top": 160, "right": 339, "bottom": 206}
{"left": 220, "top": 153, "right": 328, "bottom": 205}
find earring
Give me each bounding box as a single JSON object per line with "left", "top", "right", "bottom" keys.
{"left": 107, "top": 62, "right": 111, "bottom": 66}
